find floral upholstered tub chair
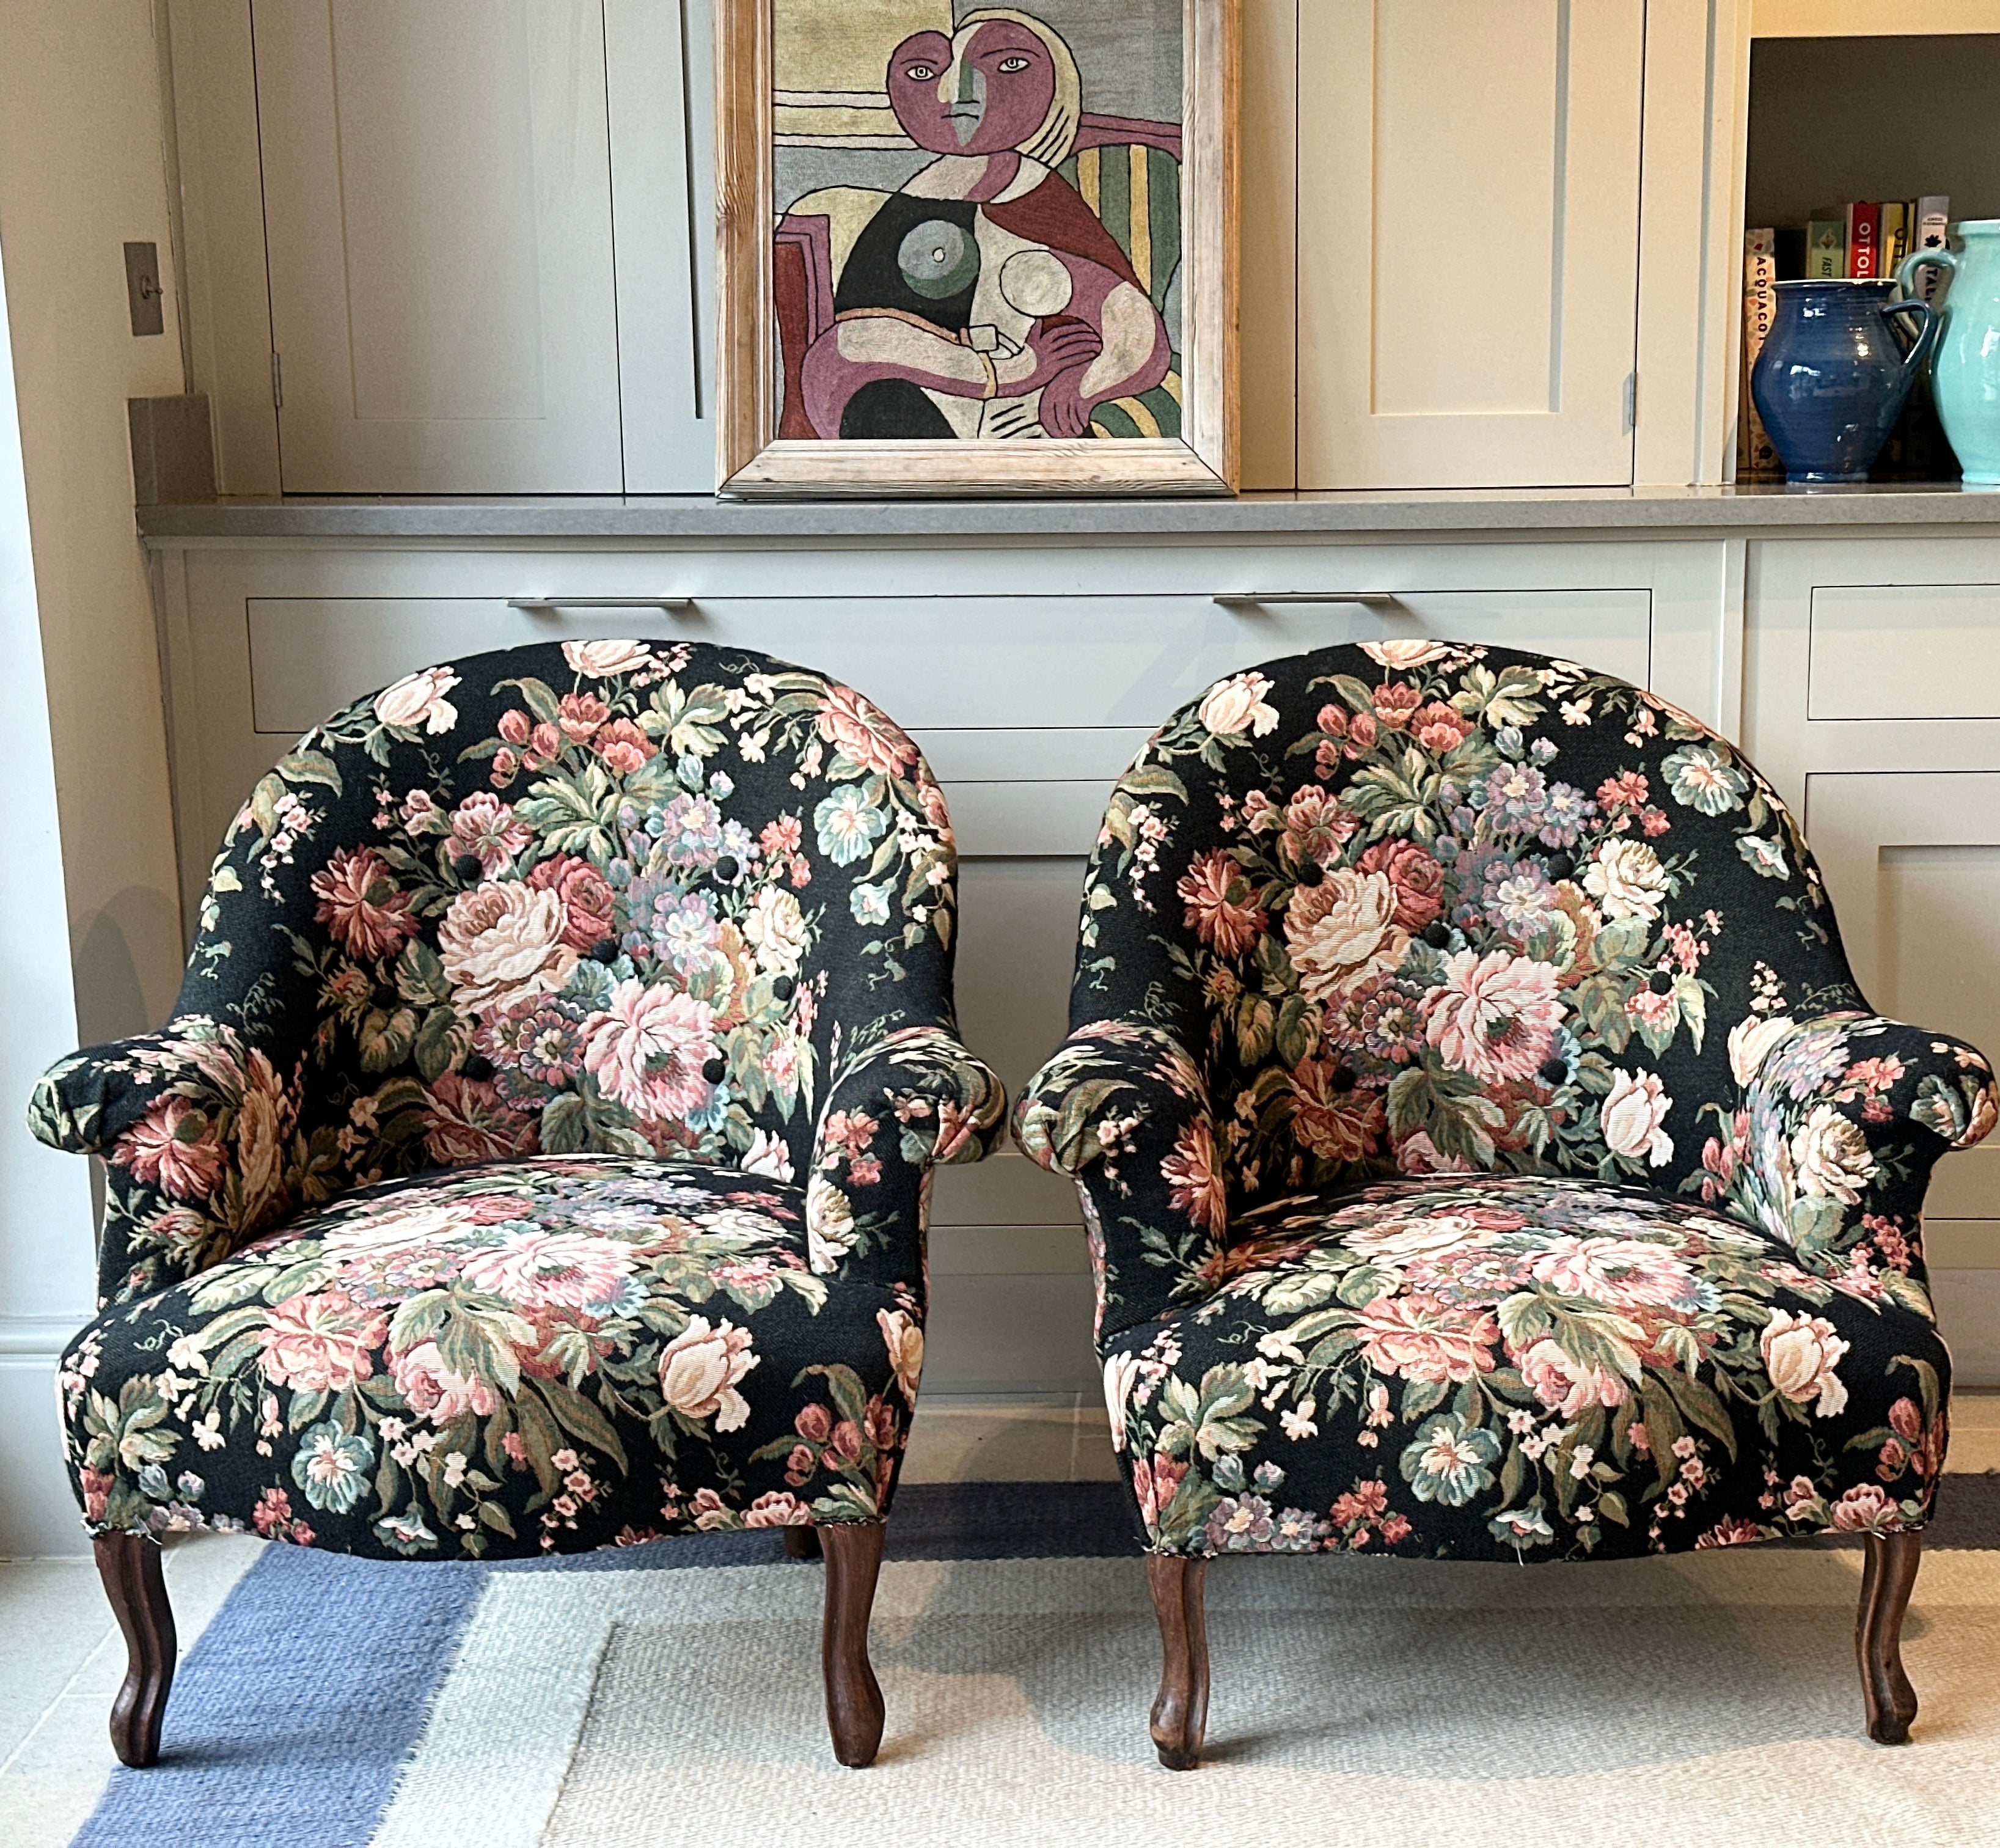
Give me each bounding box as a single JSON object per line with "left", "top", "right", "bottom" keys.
{"left": 30, "top": 639, "right": 1004, "bottom": 1770}
{"left": 1013, "top": 639, "right": 1996, "bottom": 1767}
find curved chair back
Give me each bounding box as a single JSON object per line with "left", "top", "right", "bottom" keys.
{"left": 128, "top": 638, "right": 961, "bottom": 1278}
{"left": 1069, "top": 640, "right": 1862, "bottom": 1227}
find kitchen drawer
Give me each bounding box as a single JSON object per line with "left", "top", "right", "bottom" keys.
{"left": 1809, "top": 582, "right": 2000, "bottom": 721}
{"left": 242, "top": 588, "right": 1655, "bottom": 738}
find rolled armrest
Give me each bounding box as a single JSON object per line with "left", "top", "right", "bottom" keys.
{"left": 1013, "top": 1019, "right": 1222, "bottom": 1338}
{"left": 1701, "top": 1010, "right": 1998, "bottom": 1283}
{"left": 27, "top": 1017, "right": 304, "bottom": 1304}
{"left": 805, "top": 1024, "right": 1006, "bottom": 1282}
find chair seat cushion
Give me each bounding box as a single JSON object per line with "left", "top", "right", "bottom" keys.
{"left": 59, "top": 1157, "right": 923, "bottom": 1559}
{"left": 1102, "top": 1175, "right": 1949, "bottom": 1562}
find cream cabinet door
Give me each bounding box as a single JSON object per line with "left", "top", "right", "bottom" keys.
{"left": 1804, "top": 772, "right": 2000, "bottom": 1384}
{"left": 252, "top": 1, "right": 625, "bottom": 492}
{"left": 1295, "top": 0, "right": 1644, "bottom": 490}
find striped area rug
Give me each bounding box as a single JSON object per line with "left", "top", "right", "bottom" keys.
{"left": 72, "top": 1482, "right": 2000, "bottom": 1848}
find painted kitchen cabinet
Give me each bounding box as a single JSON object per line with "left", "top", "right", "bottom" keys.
{"left": 1745, "top": 534, "right": 2000, "bottom": 1388}
{"left": 170, "top": 0, "right": 713, "bottom": 493}
{"left": 1293, "top": 0, "right": 1647, "bottom": 491}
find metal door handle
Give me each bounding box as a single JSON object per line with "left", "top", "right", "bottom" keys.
{"left": 1212, "top": 592, "right": 1402, "bottom": 608}
{"left": 507, "top": 596, "right": 693, "bottom": 610}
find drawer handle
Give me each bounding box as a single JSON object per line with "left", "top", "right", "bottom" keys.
{"left": 1212, "top": 592, "right": 1401, "bottom": 609}
{"left": 507, "top": 596, "right": 694, "bottom": 611}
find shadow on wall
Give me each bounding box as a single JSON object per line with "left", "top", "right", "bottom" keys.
{"left": 72, "top": 884, "right": 183, "bottom": 1046}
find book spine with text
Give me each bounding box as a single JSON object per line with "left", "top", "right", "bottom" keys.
{"left": 1879, "top": 201, "right": 1908, "bottom": 277}
{"left": 1740, "top": 228, "right": 1780, "bottom": 480}
{"left": 1848, "top": 201, "right": 1881, "bottom": 278}
{"left": 1914, "top": 195, "right": 1952, "bottom": 299}
{"left": 1808, "top": 215, "right": 1846, "bottom": 279}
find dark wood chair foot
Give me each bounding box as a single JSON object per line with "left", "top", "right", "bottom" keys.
{"left": 819, "top": 1522, "right": 885, "bottom": 1767}
{"left": 1146, "top": 1553, "right": 1209, "bottom": 1769}
{"left": 1858, "top": 1529, "right": 1921, "bottom": 1744}
{"left": 94, "top": 1533, "right": 177, "bottom": 1768}
{"left": 783, "top": 1523, "right": 822, "bottom": 1561}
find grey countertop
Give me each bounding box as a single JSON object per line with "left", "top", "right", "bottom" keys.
{"left": 134, "top": 482, "right": 2000, "bottom": 542}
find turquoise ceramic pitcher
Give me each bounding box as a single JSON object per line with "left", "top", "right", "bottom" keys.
{"left": 1898, "top": 221, "right": 2000, "bottom": 486}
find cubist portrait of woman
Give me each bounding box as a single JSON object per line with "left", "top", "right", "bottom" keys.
{"left": 772, "top": 2, "right": 1185, "bottom": 442}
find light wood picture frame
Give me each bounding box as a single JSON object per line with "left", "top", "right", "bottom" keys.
{"left": 715, "top": 0, "right": 1238, "bottom": 497}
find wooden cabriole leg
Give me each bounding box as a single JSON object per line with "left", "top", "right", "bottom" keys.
{"left": 94, "top": 1532, "right": 177, "bottom": 1769}
{"left": 1146, "top": 1552, "right": 1210, "bottom": 1770}
{"left": 1857, "top": 1529, "right": 1921, "bottom": 1745}
{"left": 783, "top": 1523, "right": 822, "bottom": 1561}
{"left": 818, "top": 1522, "right": 886, "bottom": 1767}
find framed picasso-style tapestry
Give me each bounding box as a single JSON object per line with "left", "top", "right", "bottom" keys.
{"left": 715, "top": 0, "right": 1237, "bottom": 497}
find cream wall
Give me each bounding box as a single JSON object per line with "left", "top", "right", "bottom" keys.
{"left": 0, "top": 0, "right": 187, "bottom": 1047}
{"left": 0, "top": 2, "right": 186, "bottom": 1553}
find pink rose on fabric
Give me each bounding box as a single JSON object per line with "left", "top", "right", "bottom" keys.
{"left": 460, "top": 1230, "right": 636, "bottom": 1309}
{"left": 449, "top": 793, "right": 533, "bottom": 877}
{"left": 818, "top": 683, "right": 919, "bottom": 777}
{"left": 392, "top": 1338, "right": 501, "bottom": 1421}
{"left": 526, "top": 854, "right": 618, "bottom": 951}
{"left": 310, "top": 846, "right": 416, "bottom": 963}
{"left": 1395, "top": 1130, "right": 1474, "bottom": 1176}
{"left": 1162, "top": 1118, "right": 1228, "bottom": 1235}
{"left": 119, "top": 1095, "right": 226, "bottom": 1200}
{"left": 1423, "top": 948, "right": 1562, "bottom": 1085}
{"left": 258, "top": 1288, "right": 389, "bottom": 1392}
{"left": 439, "top": 882, "right": 577, "bottom": 1014}
{"left": 1354, "top": 1292, "right": 1498, "bottom": 1384}
{"left": 1286, "top": 868, "right": 1409, "bottom": 1005}
{"left": 1355, "top": 839, "right": 1445, "bottom": 930}
{"left": 743, "top": 1491, "right": 810, "bottom": 1528}
{"left": 592, "top": 718, "right": 656, "bottom": 775}
{"left": 1527, "top": 1236, "right": 1698, "bottom": 1310}
{"left": 1830, "top": 1483, "right": 1901, "bottom": 1533}
{"left": 584, "top": 981, "right": 718, "bottom": 1122}
{"left": 658, "top": 1316, "right": 760, "bottom": 1431}
{"left": 1176, "top": 850, "right": 1266, "bottom": 957}
{"left": 557, "top": 692, "right": 610, "bottom": 742}
{"left": 421, "top": 1071, "right": 538, "bottom": 1167}
{"left": 1517, "top": 1336, "right": 1628, "bottom": 1417}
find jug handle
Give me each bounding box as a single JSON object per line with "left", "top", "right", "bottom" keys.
{"left": 1880, "top": 296, "right": 1936, "bottom": 373}
{"left": 1896, "top": 246, "right": 1956, "bottom": 298}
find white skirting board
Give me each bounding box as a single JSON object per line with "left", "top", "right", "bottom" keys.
{"left": 0, "top": 1347, "right": 87, "bottom": 1557}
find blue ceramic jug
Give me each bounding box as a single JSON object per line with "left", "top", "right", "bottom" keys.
{"left": 1897, "top": 221, "right": 2000, "bottom": 485}
{"left": 1749, "top": 279, "right": 1936, "bottom": 483}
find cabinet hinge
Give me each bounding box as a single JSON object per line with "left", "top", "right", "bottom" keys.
{"left": 1622, "top": 371, "right": 1636, "bottom": 434}
{"left": 271, "top": 351, "right": 283, "bottom": 411}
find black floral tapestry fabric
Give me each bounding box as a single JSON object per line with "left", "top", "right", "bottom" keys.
{"left": 31, "top": 640, "right": 1003, "bottom": 1556}
{"left": 1014, "top": 640, "right": 1995, "bottom": 1561}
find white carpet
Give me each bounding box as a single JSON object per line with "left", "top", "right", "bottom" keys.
{"left": 363, "top": 1548, "right": 2000, "bottom": 1848}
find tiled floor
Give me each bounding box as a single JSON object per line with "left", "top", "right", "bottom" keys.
{"left": 3, "top": 1390, "right": 1993, "bottom": 1848}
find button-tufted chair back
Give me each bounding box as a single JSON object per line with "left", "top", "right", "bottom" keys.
{"left": 1069, "top": 639, "right": 1865, "bottom": 1233}
{"left": 46, "top": 639, "right": 967, "bottom": 1302}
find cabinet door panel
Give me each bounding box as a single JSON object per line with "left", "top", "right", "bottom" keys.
{"left": 1808, "top": 772, "right": 2000, "bottom": 1225}
{"left": 252, "top": 1, "right": 623, "bottom": 491}
{"left": 1295, "top": 0, "right": 1644, "bottom": 489}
